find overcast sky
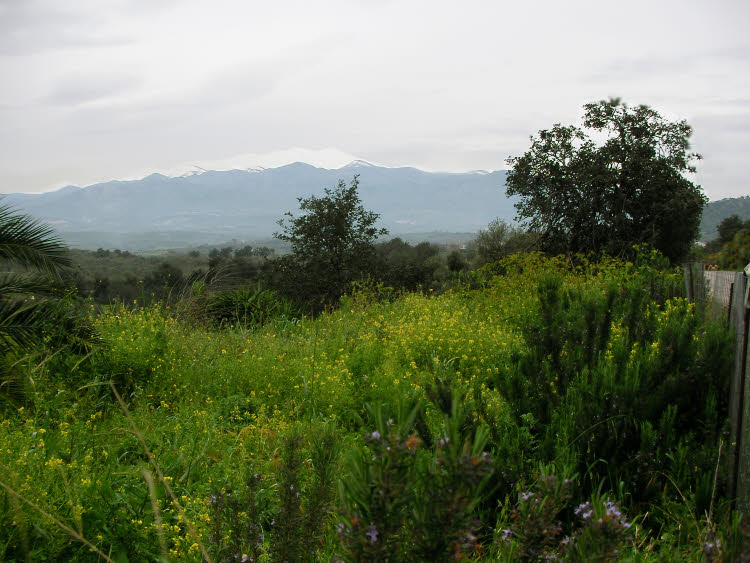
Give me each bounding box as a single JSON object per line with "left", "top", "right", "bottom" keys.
{"left": 1, "top": 0, "right": 749, "bottom": 200}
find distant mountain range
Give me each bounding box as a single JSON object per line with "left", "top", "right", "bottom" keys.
{"left": 2, "top": 162, "right": 746, "bottom": 251}
{"left": 2, "top": 161, "right": 514, "bottom": 249}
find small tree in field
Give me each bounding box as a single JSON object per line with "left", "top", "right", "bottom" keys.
{"left": 274, "top": 175, "right": 387, "bottom": 308}
{"left": 473, "top": 218, "right": 537, "bottom": 266}
{"left": 505, "top": 98, "right": 706, "bottom": 262}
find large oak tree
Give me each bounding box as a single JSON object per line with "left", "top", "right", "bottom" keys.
{"left": 505, "top": 98, "right": 706, "bottom": 262}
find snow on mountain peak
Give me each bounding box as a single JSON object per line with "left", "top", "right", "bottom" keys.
{"left": 343, "top": 159, "right": 377, "bottom": 168}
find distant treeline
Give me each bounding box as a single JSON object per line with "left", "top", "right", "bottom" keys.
{"left": 70, "top": 224, "right": 534, "bottom": 308}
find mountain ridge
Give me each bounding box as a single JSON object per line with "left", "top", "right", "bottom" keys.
{"left": 2, "top": 162, "right": 515, "bottom": 239}
{"left": 3, "top": 163, "right": 744, "bottom": 248}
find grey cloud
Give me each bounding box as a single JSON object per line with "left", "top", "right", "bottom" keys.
{"left": 585, "top": 53, "right": 698, "bottom": 82}
{"left": 692, "top": 111, "right": 750, "bottom": 135}
{"left": 0, "top": 1, "right": 136, "bottom": 55}
{"left": 688, "top": 111, "right": 750, "bottom": 199}
{"left": 41, "top": 73, "right": 143, "bottom": 106}
{"left": 584, "top": 44, "right": 749, "bottom": 83}
{"left": 172, "top": 35, "right": 344, "bottom": 109}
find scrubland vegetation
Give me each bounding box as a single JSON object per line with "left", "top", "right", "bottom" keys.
{"left": 2, "top": 249, "right": 748, "bottom": 561}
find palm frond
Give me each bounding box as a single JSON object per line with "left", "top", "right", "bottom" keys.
{"left": 0, "top": 298, "right": 43, "bottom": 351}
{"left": 0, "top": 272, "right": 64, "bottom": 297}
{"left": 0, "top": 203, "right": 71, "bottom": 277}
{"left": 0, "top": 357, "right": 26, "bottom": 406}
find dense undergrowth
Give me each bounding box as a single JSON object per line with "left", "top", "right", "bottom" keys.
{"left": 1, "top": 251, "right": 748, "bottom": 561}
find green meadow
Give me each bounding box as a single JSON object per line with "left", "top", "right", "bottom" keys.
{"left": 1, "top": 251, "right": 746, "bottom": 561}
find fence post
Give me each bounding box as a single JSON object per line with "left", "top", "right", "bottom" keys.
{"left": 685, "top": 262, "right": 694, "bottom": 301}
{"left": 734, "top": 281, "right": 750, "bottom": 514}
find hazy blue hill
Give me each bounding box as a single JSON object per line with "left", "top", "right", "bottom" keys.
{"left": 701, "top": 196, "right": 750, "bottom": 240}
{"left": 3, "top": 163, "right": 515, "bottom": 241}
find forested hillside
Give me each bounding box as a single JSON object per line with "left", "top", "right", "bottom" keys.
{"left": 701, "top": 196, "right": 750, "bottom": 240}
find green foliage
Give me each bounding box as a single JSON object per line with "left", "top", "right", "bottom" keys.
{"left": 0, "top": 204, "right": 71, "bottom": 353}
{"left": 374, "top": 238, "right": 442, "bottom": 292}
{"left": 473, "top": 218, "right": 537, "bottom": 266}
{"left": 0, "top": 203, "right": 71, "bottom": 276}
{"left": 336, "top": 397, "right": 493, "bottom": 561}
{"left": 506, "top": 98, "right": 706, "bottom": 262}
{"left": 714, "top": 228, "right": 750, "bottom": 270}
{"left": 70, "top": 248, "right": 207, "bottom": 305}
{"left": 0, "top": 204, "right": 102, "bottom": 407}
{"left": 197, "top": 285, "right": 299, "bottom": 329}
{"left": 269, "top": 430, "right": 306, "bottom": 562}
{"left": 207, "top": 423, "right": 341, "bottom": 562}
{"left": 0, "top": 249, "right": 744, "bottom": 561}
{"left": 274, "top": 175, "right": 388, "bottom": 308}
{"left": 207, "top": 473, "right": 271, "bottom": 562}
{"left": 717, "top": 214, "right": 749, "bottom": 244}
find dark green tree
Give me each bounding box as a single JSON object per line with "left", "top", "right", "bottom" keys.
{"left": 716, "top": 214, "right": 749, "bottom": 244}
{"left": 274, "top": 175, "right": 387, "bottom": 307}
{"left": 374, "top": 238, "right": 440, "bottom": 292}
{"left": 505, "top": 98, "right": 706, "bottom": 262}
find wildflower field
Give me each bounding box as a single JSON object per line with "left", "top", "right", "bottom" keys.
{"left": 1, "top": 251, "right": 747, "bottom": 561}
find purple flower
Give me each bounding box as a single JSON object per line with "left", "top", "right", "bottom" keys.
{"left": 366, "top": 524, "right": 379, "bottom": 544}
{"left": 501, "top": 528, "right": 512, "bottom": 542}
{"left": 336, "top": 522, "right": 346, "bottom": 535}
{"left": 209, "top": 495, "right": 217, "bottom": 504}
{"left": 371, "top": 431, "right": 381, "bottom": 440}
{"left": 520, "top": 491, "right": 534, "bottom": 501}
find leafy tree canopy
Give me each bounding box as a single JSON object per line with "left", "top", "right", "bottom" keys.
{"left": 274, "top": 175, "right": 387, "bottom": 307}
{"left": 505, "top": 98, "right": 706, "bottom": 262}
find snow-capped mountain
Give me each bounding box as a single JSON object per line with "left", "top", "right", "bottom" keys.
{"left": 3, "top": 162, "right": 514, "bottom": 241}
